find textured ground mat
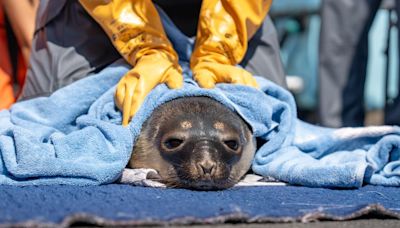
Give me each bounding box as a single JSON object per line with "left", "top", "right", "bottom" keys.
{"left": 0, "top": 185, "right": 399, "bottom": 226}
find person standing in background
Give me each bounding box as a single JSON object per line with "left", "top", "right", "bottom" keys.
{"left": 318, "top": 0, "right": 400, "bottom": 127}
{"left": 0, "top": 0, "right": 39, "bottom": 109}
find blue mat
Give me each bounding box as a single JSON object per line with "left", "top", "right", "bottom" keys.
{"left": 0, "top": 185, "right": 399, "bottom": 226}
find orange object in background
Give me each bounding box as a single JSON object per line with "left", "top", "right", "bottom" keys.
{"left": 0, "top": 7, "right": 26, "bottom": 110}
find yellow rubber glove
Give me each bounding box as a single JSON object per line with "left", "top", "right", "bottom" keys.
{"left": 79, "top": 0, "right": 182, "bottom": 125}
{"left": 191, "top": 0, "right": 272, "bottom": 89}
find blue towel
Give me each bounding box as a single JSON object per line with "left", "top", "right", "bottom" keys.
{"left": 0, "top": 9, "right": 399, "bottom": 187}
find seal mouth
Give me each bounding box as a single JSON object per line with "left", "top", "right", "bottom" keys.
{"left": 157, "top": 166, "right": 236, "bottom": 190}
{"left": 174, "top": 178, "right": 235, "bottom": 191}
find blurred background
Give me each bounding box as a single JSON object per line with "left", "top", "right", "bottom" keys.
{"left": 270, "top": 0, "right": 398, "bottom": 126}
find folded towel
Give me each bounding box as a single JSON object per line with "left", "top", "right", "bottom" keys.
{"left": 0, "top": 60, "right": 133, "bottom": 185}
{"left": 0, "top": 8, "right": 399, "bottom": 187}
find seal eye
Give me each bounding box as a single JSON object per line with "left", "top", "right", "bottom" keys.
{"left": 164, "top": 138, "right": 184, "bottom": 150}
{"left": 224, "top": 140, "right": 239, "bottom": 151}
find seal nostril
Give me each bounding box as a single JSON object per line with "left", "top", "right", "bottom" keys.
{"left": 164, "top": 138, "right": 184, "bottom": 149}
{"left": 199, "top": 161, "right": 215, "bottom": 175}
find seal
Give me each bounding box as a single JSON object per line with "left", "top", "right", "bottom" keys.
{"left": 128, "top": 97, "right": 256, "bottom": 190}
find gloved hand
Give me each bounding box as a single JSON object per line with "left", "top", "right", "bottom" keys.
{"left": 191, "top": 0, "right": 272, "bottom": 89}
{"left": 192, "top": 61, "right": 258, "bottom": 89}
{"left": 79, "top": 0, "right": 182, "bottom": 125}
{"left": 115, "top": 52, "right": 182, "bottom": 125}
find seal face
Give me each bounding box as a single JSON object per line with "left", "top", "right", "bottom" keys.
{"left": 129, "top": 97, "right": 256, "bottom": 190}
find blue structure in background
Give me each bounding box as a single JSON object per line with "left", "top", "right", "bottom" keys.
{"left": 270, "top": 0, "right": 321, "bottom": 110}
{"left": 366, "top": 10, "right": 398, "bottom": 110}
{"left": 270, "top": 0, "right": 398, "bottom": 112}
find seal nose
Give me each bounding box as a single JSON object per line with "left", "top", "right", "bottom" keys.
{"left": 198, "top": 160, "right": 216, "bottom": 176}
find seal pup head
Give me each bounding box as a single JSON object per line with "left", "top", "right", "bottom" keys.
{"left": 128, "top": 97, "right": 256, "bottom": 190}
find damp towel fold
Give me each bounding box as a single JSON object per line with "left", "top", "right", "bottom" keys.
{"left": 0, "top": 9, "right": 399, "bottom": 188}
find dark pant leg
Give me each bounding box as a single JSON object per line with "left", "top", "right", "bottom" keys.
{"left": 384, "top": 2, "right": 400, "bottom": 125}
{"left": 240, "top": 16, "right": 287, "bottom": 88}
{"left": 342, "top": 0, "right": 382, "bottom": 127}
{"left": 318, "top": 0, "right": 381, "bottom": 127}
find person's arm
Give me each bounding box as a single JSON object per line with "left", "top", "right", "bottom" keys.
{"left": 79, "top": 0, "right": 183, "bottom": 125}
{"left": 191, "top": 0, "right": 272, "bottom": 88}
{"left": 2, "top": 0, "right": 39, "bottom": 64}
